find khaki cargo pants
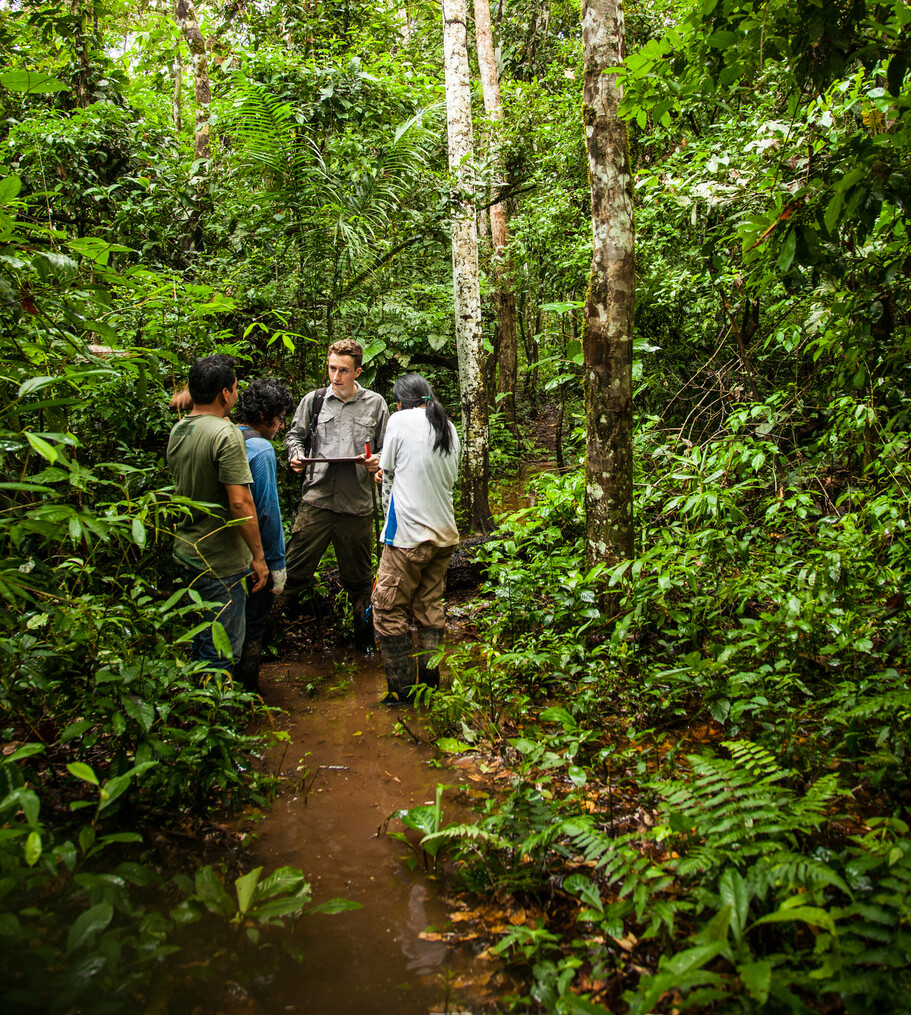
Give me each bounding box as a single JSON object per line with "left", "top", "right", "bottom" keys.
{"left": 371, "top": 543, "right": 455, "bottom": 637}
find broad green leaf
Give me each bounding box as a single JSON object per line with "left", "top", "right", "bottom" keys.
{"left": 122, "top": 697, "right": 155, "bottom": 733}
{"left": 24, "top": 830, "right": 42, "bottom": 866}
{"left": 59, "top": 719, "right": 93, "bottom": 744}
{"left": 719, "top": 869, "right": 750, "bottom": 942}
{"left": 24, "top": 432, "right": 59, "bottom": 462}
{"left": 252, "top": 891, "right": 313, "bottom": 920}
{"left": 539, "top": 706, "right": 576, "bottom": 728}
{"left": 194, "top": 866, "right": 234, "bottom": 917}
{"left": 0, "top": 70, "right": 67, "bottom": 93}
{"left": 33, "top": 251, "right": 78, "bottom": 282}
{"left": 67, "top": 236, "right": 133, "bottom": 265}
{"left": 824, "top": 191, "right": 844, "bottom": 234}
{"left": 568, "top": 765, "right": 588, "bottom": 787}
{"left": 754, "top": 905, "right": 834, "bottom": 933}
{"left": 695, "top": 904, "right": 733, "bottom": 944}
{"left": 66, "top": 902, "right": 114, "bottom": 953}
{"left": 98, "top": 773, "right": 134, "bottom": 812}
{"left": 706, "top": 30, "right": 737, "bottom": 48}
{"left": 435, "top": 737, "right": 473, "bottom": 754}
{"left": 159, "top": 587, "right": 188, "bottom": 613}
{"left": 79, "top": 824, "right": 95, "bottom": 854}
{"left": 777, "top": 229, "right": 796, "bottom": 272}
{"left": 258, "top": 866, "right": 308, "bottom": 897}
{"left": 0, "top": 175, "right": 21, "bottom": 204}
{"left": 4, "top": 743, "right": 44, "bottom": 763}
{"left": 114, "top": 861, "right": 160, "bottom": 887}
{"left": 662, "top": 942, "right": 727, "bottom": 976}
{"left": 211, "top": 621, "right": 233, "bottom": 663}
{"left": 131, "top": 518, "right": 147, "bottom": 549}
{"left": 67, "top": 762, "right": 99, "bottom": 786}
{"left": 235, "top": 866, "right": 262, "bottom": 916}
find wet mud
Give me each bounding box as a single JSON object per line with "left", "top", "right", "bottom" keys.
{"left": 236, "top": 650, "right": 491, "bottom": 1015}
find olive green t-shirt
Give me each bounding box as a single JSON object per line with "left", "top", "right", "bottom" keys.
{"left": 167, "top": 414, "right": 254, "bottom": 577}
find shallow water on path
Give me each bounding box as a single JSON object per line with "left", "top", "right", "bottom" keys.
{"left": 237, "top": 650, "right": 489, "bottom": 1015}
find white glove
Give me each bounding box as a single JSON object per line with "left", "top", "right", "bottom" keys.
{"left": 270, "top": 568, "right": 287, "bottom": 595}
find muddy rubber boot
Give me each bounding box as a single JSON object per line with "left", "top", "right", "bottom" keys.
{"left": 264, "top": 592, "right": 292, "bottom": 650}
{"left": 352, "top": 596, "right": 375, "bottom": 652}
{"left": 235, "top": 637, "right": 263, "bottom": 693}
{"left": 415, "top": 626, "right": 444, "bottom": 691}
{"left": 377, "top": 632, "right": 415, "bottom": 706}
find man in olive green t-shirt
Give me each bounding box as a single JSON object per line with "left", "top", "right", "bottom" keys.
{"left": 167, "top": 355, "right": 268, "bottom": 676}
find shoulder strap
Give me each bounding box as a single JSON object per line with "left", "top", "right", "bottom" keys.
{"left": 301, "top": 387, "right": 327, "bottom": 457}
{"left": 311, "top": 386, "right": 327, "bottom": 422}
{"left": 238, "top": 426, "right": 259, "bottom": 443}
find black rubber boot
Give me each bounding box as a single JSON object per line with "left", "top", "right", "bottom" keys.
{"left": 352, "top": 596, "right": 375, "bottom": 652}
{"left": 377, "top": 632, "right": 415, "bottom": 706}
{"left": 415, "top": 626, "right": 444, "bottom": 690}
{"left": 235, "top": 637, "right": 263, "bottom": 693}
{"left": 264, "top": 592, "right": 292, "bottom": 649}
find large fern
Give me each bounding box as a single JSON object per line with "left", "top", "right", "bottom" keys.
{"left": 659, "top": 740, "right": 842, "bottom": 865}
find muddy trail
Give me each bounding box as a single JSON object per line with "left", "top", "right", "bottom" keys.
{"left": 229, "top": 650, "right": 499, "bottom": 1015}
{"left": 183, "top": 421, "right": 562, "bottom": 1014}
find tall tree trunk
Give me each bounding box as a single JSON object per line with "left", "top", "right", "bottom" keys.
{"left": 442, "top": 0, "right": 492, "bottom": 533}
{"left": 582, "top": 0, "right": 635, "bottom": 567}
{"left": 474, "top": 0, "right": 518, "bottom": 432}
{"left": 72, "top": 0, "right": 94, "bottom": 109}
{"left": 175, "top": 0, "right": 211, "bottom": 160}
{"left": 172, "top": 48, "right": 183, "bottom": 134}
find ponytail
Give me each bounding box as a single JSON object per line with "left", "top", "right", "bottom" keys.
{"left": 392, "top": 373, "right": 453, "bottom": 455}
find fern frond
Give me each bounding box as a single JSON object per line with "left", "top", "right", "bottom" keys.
{"left": 421, "top": 824, "right": 509, "bottom": 852}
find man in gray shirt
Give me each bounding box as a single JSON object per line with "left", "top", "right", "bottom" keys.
{"left": 280, "top": 339, "right": 388, "bottom": 648}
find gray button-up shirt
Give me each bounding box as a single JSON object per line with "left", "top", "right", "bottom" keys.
{"left": 286, "top": 384, "right": 389, "bottom": 516}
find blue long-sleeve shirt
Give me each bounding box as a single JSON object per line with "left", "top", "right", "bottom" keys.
{"left": 239, "top": 428, "right": 286, "bottom": 571}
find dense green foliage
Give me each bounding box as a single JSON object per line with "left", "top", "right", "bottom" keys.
{"left": 429, "top": 404, "right": 910, "bottom": 1009}
{"left": 1, "top": 0, "right": 909, "bottom": 1010}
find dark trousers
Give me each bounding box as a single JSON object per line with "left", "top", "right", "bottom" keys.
{"left": 284, "top": 504, "right": 374, "bottom": 601}
{"left": 175, "top": 565, "right": 247, "bottom": 674}
{"left": 244, "top": 586, "right": 273, "bottom": 643}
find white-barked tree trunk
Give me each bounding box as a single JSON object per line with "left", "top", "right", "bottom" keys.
{"left": 474, "top": 0, "right": 518, "bottom": 432}
{"left": 442, "top": 0, "right": 492, "bottom": 532}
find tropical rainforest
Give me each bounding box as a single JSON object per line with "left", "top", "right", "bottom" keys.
{"left": 0, "top": 0, "right": 909, "bottom": 1013}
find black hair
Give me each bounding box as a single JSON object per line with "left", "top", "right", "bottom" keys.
{"left": 234, "top": 378, "right": 295, "bottom": 426}
{"left": 392, "top": 373, "right": 454, "bottom": 455}
{"left": 188, "top": 354, "right": 236, "bottom": 405}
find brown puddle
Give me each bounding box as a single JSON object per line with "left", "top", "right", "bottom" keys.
{"left": 234, "top": 649, "right": 493, "bottom": 1015}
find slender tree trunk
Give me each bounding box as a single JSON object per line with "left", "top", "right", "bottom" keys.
{"left": 442, "top": 0, "right": 492, "bottom": 533}
{"left": 172, "top": 48, "right": 183, "bottom": 133}
{"left": 72, "top": 0, "right": 93, "bottom": 109}
{"left": 474, "top": 0, "right": 518, "bottom": 432}
{"left": 175, "top": 0, "right": 211, "bottom": 160}
{"left": 582, "top": 0, "right": 635, "bottom": 567}
{"left": 392, "top": 0, "right": 412, "bottom": 43}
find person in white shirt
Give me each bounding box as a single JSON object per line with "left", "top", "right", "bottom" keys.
{"left": 372, "top": 374, "right": 460, "bottom": 704}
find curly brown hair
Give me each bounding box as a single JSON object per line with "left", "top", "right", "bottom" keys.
{"left": 327, "top": 338, "right": 363, "bottom": 368}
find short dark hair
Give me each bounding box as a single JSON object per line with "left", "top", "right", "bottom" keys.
{"left": 234, "top": 378, "right": 295, "bottom": 426}
{"left": 327, "top": 339, "right": 363, "bottom": 368}
{"left": 188, "top": 355, "right": 236, "bottom": 405}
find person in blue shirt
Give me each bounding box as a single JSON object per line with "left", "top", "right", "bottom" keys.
{"left": 233, "top": 378, "right": 296, "bottom": 691}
